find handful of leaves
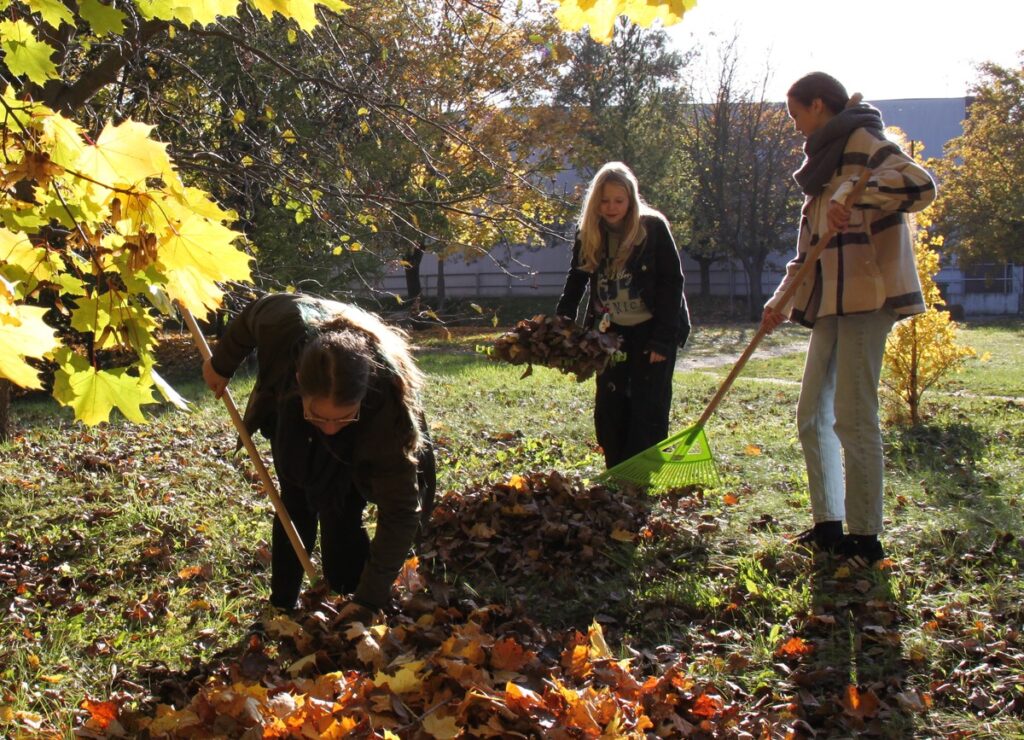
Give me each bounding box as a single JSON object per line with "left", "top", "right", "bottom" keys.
{"left": 488, "top": 314, "right": 622, "bottom": 381}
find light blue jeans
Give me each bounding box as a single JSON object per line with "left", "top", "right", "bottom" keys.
{"left": 797, "top": 309, "right": 896, "bottom": 536}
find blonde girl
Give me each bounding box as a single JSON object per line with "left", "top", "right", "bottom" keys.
{"left": 556, "top": 162, "right": 690, "bottom": 468}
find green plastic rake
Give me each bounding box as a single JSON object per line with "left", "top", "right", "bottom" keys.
{"left": 605, "top": 168, "right": 873, "bottom": 490}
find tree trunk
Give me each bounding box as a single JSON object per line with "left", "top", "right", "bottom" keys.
{"left": 696, "top": 256, "right": 714, "bottom": 297}
{"left": 436, "top": 257, "right": 446, "bottom": 311}
{"left": 743, "top": 255, "right": 766, "bottom": 321}
{"left": 0, "top": 380, "right": 10, "bottom": 444}
{"left": 403, "top": 244, "right": 425, "bottom": 303}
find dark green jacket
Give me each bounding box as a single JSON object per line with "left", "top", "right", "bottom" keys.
{"left": 210, "top": 293, "right": 422, "bottom": 609}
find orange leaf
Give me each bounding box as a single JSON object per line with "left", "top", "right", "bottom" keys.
{"left": 504, "top": 682, "right": 543, "bottom": 713}
{"left": 775, "top": 636, "right": 814, "bottom": 658}
{"left": 743, "top": 444, "right": 762, "bottom": 456}
{"left": 80, "top": 699, "right": 119, "bottom": 729}
{"left": 690, "top": 692, "right": 723, "bottom": 719}
{"left": 841, "top": 684, "right": 881, "bottom": 719}
{"left": 507, "top": 474, "right": 529, "bottom": 492}
{"left": 567, "top": 644, "right": 592, "bottom": 680}
{"left": 723, "top": 493, "right": 739, "bottom": 506}
{"left": 491, "top": 637, "right": 533, "bottom": 672}
{"left": 177, "top": 564, "right": 212, "bottom": 580}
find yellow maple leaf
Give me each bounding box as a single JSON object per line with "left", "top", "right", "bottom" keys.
{"left": 0, "top": 19, "right": 59, "bottom": 84}
{"left": 588, "top": 620, "right": 612, "bottom": 659}
{"left": 373, "top": 659, "right": 425, "bottom": 694}
{"left": 158, "top": 213, "right": 250, "bottom": 316}
{"left": 422, "top": 712, "right": 460, "bottom": 739}
{"left": 57, "top": 366, "right": 156, "bottom": 425}
{"left": 39, "top": 108, "right": 86, "bottom": 168}
{"left": 145, "top": 707, "right": 201, "bottom": 735}
{"left": 0, "top": 299, "right": 58, "bottom": 389}
{"left": 250, "top": 0, "right": 318, "bottom": 32}
{"left": 0, "top": 227, "right": 54, "bottom": 283}
{"left": 182, "top": 0, "right": 244, "bottom": 26}
{"left": 76, "top": 119, "right": 174, "bottom": 192}
{"left": 26, "top": 0, "right": 76, "bottom": 29}
{"left": 553, "top": 0, "right": 696, "bottom": 43}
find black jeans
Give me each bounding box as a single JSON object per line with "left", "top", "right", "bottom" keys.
{"left": 594, "top": 320, "right": 677, "bottom": 468}
{"left": 268, "top": 433, "right": 370, "bottom": 610}
{"left": 267, "top": 426, "right": 437, "bottom": 610}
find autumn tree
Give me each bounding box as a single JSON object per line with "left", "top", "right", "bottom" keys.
{"left": 105, "top": 2, "right": 573, "bottom": 299}
{"left": 555, "top": 18, "right": 692, "bottom": 225}
{"left": 933, "top": 58, "right": 1024, "bottom": 266}
{"left": 0, "top": 0, "right": 695, "bottom": 436}
{"left": 0, "top": 0, "right": 569, "bottom": 434}
{"left": 680, "top": 42, "right": 803, "bottom": 317}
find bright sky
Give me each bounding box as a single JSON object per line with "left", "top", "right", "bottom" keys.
{"left": 665, "top": 0, "right": 1023, "bottom": 101}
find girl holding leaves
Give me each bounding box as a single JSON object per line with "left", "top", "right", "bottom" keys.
{"left": 556, "top": 162, "right": 690, "bottom": 468}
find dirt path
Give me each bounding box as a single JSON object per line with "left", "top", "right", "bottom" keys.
{"left": 675, "top": 340, "right": 806, "bottom": 371}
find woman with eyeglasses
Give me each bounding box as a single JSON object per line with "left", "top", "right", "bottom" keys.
{"left": 201, "top": 292, "right": 435, "bottom": 619}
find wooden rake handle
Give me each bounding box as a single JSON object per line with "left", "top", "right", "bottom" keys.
{"left": 179, "top": 303, "right": 318, "bottom": 582}
{"left": 691, "top": 168, "right": 874, "bottom": 432}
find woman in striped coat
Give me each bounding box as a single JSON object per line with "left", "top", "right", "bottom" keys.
{"left": 761, "top": 72, "right": 936, "bottom": 565}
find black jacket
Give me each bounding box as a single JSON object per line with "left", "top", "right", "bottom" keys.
{"left": 555, "top": 214, "right": 690, "bottom": 355}
{"left": 209, "top": 293, "right": 427, "bottom": 609}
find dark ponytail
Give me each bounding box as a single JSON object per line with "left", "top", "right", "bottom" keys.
{"left": 788, "top": 72, "right": 849, "bottom": 115}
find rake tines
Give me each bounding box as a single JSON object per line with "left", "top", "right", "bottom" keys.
{"left": 604, "top": 425, "right": 719, "bottom": 489}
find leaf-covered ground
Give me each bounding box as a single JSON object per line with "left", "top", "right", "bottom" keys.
{"left": 2, "top": 320, "right": 1023, "bottom": 737}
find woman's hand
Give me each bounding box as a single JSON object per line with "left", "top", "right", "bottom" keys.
{"left": 761, "top": 306, "right": 786, "bottom": 335}
{"left": 649, "top": 351, "right": 667, "bottom": 363}
{"left": 202, "top": 358, "right": 229, "bottom": 399}
{"left": 827, "top": 199, "right": 852, "bottom": 232}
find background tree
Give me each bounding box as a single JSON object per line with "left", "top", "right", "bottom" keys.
{"left": 932, "top": 58, "right": 1024, "bottom": 266}
{"left": 883, "top": 132, "right": 977, "bottom": 426}
{"left": 680, "top": 42, "right": 803, "bottom": 318}
{"left": 555, "top": 18, "right": 693, "bottom": 225}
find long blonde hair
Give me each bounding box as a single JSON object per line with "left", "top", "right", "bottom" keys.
{"left": 297, "top": 299, "right": 424, "bottom": 457}
{"left": 577, "top": 162, "right": 654, "bottom": 273}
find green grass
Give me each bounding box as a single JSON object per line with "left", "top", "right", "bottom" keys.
{"left": 2, "top": 319, "right": 1023, "bottom": 736}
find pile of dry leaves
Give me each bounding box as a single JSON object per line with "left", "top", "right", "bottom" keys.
{"left": 488, "top": 315, "right": 621, "bottom": 381}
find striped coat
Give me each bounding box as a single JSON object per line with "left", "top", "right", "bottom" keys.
{"left": 767, "top": 126, "right": 937, "bottom": 326}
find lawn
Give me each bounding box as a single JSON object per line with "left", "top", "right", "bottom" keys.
{"left": 1, "top": 318, "right": 1022, "bottom": 737}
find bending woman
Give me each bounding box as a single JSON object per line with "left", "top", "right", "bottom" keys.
{"left": 202, "top": 293, "right": 435, "bottom": 615}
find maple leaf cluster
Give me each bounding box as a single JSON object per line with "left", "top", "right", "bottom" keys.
{"left": 489, "top": 314, "right": 621, "bottom": 382}
{"left": 75, "top": 574, "right": 750, "bottom": 738}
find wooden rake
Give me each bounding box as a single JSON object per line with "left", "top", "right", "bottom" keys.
{"left": 605, "top": 168, "right": 873, "bottom": 489}
{"left": 179, "top": 304, "right": 319, "bottom": 584}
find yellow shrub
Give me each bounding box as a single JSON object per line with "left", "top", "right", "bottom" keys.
{"left": 881, "top": 207, "right": 975, "bottom": 425}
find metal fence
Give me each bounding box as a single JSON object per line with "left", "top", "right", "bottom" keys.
{"left": 378, "top": 264, "right": 1024, "bottom": 315}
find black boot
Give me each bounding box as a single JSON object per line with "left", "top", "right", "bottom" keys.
{"left": 838, "top": 534, "right": 885, "bottom": 567}
{"left": 794, "top": 520, "right": 844, "bottom": 553}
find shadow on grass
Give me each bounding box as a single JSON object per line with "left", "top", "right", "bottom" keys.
{"left": 790, "top": 563, "right": 920, "bottom": 737}
{"left": 887, "top": 422, "right": 987, "bottom": 474}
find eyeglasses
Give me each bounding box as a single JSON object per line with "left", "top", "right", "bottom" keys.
{"left": 302, "top": 400, "right": 361, "bottom": 426}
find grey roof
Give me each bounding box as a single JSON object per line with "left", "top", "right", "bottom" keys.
{"left": 874, "top": 97, "right": 968, "bottom": 160}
